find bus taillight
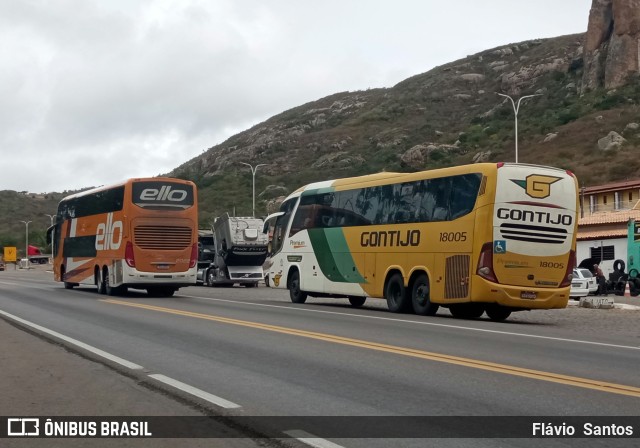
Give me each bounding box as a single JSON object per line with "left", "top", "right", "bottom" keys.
{"left": 477, "top": 242, "right": 498, "bottom": 283}
{"left": 189, "top": 243, "right": 198, "bottom": 268}
{"left": 125, "top": 241, "right": 135, "bottom": 267}
{"left": 559, "top": 249, "right": 576, "bottom": 287}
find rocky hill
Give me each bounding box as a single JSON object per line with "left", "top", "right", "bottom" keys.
{"left": 0, "top": 190, "right": 67, "bottom": 251}
{"left": 173, "top": 29, "right": 640, "bottom": 223}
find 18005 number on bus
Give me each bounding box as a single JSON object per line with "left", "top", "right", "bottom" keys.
{"left": 439, "top": 232, "right": 467, "bottom": 242}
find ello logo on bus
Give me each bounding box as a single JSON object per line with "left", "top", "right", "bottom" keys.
{"left": 140, "top": 186, "right": 187, "bottom": 202}
{"left": 96, "top": 213, "right": 123, "bottom": 251}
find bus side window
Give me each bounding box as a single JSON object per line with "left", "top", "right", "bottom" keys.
{"left": 450, "top": 174, "right": 482, "bottom": 219}
{"left": 289, "top": 203, "right": 314, "bottom": 237}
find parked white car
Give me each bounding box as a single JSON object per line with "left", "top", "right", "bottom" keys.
{"left": 573, "top": 268, "right": 598, "bottom": 294}
{"left": 570, "top": 268, "right": 596, "bottom": 299}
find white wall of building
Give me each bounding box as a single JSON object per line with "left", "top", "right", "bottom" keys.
{"left": 576, "top": 238, "right": 627, "bottom": 277}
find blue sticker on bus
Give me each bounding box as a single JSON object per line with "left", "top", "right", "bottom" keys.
{"left": 494, "top": 240, "right": 506, "bottom": 254}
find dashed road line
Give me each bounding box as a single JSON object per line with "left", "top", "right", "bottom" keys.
{"left": 148, "top": 374, "right": 241, "bottom": 409}
{"left": 0, "top": 308, "right": 144, "bottom": 370}
{"left": 0, "top": 308, "right": 243, "bottom": 410}
{"left": 284, "top": 430, "right": 345, "bottom": 448}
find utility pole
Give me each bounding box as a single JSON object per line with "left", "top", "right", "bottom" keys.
{"left": 20, "top": 220, "right": 32, "bottom": 270}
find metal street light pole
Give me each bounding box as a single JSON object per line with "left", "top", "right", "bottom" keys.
{"left": 240, "top": 162, "right": 267, "bottom": 217}
{"left": 496, "top": 93, "right": 541, "bottom": 163}
{"left": 20, "top": 220, "right": 32, "bottom": 270}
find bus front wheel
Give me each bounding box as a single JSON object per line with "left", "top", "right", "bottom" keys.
{"left": 385, "top": 273, "right": 411, "bottom": 313}
{"left": 288, "top": 270, "right": 307, "bottom": 304}
{"left": 411, "top": 274, "right": 439, "bottom": 316}
{"left": 348, "top": 296, "right": 366, "bottom": 307}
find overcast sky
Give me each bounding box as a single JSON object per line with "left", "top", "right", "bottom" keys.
{"left": 1, "top": 0, "right": 592, "bottom": 193}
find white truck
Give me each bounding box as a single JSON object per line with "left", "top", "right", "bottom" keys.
{"left": 197, "top": 214, "right": 269, "bottom": 287}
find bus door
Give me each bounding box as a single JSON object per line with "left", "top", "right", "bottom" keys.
{"left": 288, "top": 204, "right": 325, "bottom": 293}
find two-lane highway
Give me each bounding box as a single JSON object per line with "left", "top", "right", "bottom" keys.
{"left": 1, "top": 268, "right": 639, "bottom": 447}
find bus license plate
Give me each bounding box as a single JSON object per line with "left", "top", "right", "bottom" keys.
{"left": 156, "top": 264, "right": 170, "bottom": 270}
{"left": 521, "top": 291, "right": 537, "bottom": 300}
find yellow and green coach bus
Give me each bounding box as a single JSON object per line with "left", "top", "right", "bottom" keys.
{"left": 264, "top": 163, "right": 578, "bottom": 321}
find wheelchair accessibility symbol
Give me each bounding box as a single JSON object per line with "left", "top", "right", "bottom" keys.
{"left": 494, "top": 240, "right": 506, "bottom": 254}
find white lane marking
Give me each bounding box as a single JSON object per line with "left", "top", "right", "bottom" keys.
{"left": 0, "top": 279, "right": 62, "bottom": 291}
{"left": 181, "top": 294, "right": 640, "bottom": 351}
{"left": 284, "top": 430, "right": 345, "bottom": 448}
{"left": 0, "top": 309, "right": 144, "bottom": 370}
{"left": 148, "top": 374, "right": 241, "bottom": 409}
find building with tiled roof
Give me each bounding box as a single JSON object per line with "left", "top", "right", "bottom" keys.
{"left": 576, "top": 181, "right": 640, "bottom": 276}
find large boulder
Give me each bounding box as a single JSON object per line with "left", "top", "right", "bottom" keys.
{"left": 597, "top": 131, "right": 626, "bottom": 150}
{"left": 472, "top": 151, "right": 492, "bottom": 163}
{"left": 400, "top": 146, "right": 426, "bottom": 169}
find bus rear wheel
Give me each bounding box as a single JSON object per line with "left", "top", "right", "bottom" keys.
{"left": 449, "top": 303, "right": 485, "bottom": 319}
{"left": 96, "top": 267, "right": 106, "bottom": 294}
{"left": 103, "top": 267, "right": 122, "bottom": 296}
{"left": 485, "top": 305, "right": 512, "bottom": 322}
{"left": 348, "top": 296, "right": 366, "bottom": 307}
{"left": 385, "top": 273, "right": 411, "bottom": 313}
{"left": 411, "top": 274, "right": 439, "bottom": 316}
{"left": 288, "top": 270, "right": 307, "bottom": 304}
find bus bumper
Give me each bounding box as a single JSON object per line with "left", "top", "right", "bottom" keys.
{"left": 121, "top": 264, "right": 197, "bottom": 287}
{"left": 470, "top": 275, "right": 570, "bottom": 310}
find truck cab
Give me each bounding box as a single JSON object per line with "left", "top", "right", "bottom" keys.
{"left": 198, "top": 215, "right": 269, "bottom": 287}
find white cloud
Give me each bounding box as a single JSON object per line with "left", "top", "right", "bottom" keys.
{"left": 0, "top": 0, "right": 591, "bottom": 192}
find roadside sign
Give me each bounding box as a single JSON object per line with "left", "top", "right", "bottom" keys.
{"left": 4, "top": 246, "right": 17, "bottom": 262}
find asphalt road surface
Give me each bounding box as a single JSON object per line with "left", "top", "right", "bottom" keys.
{"left": 1, "top": 268, "right": 639, "bottom": 448}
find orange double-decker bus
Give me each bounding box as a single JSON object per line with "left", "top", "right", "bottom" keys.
{"left": 47, "top": 178, "right": 198, "bottom": 296}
